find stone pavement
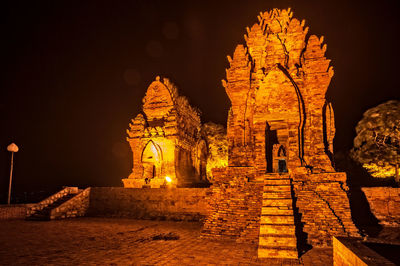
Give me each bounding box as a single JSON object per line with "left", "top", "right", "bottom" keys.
{"left": 0, "top": 218, "right": 332, "bottom": 265}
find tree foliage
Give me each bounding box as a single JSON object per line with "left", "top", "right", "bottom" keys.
{"left": 201, "top": 122, "right": 228, "bottom": 180}
{"left": 350, "top": 100, "right": 400, "bottom": 180}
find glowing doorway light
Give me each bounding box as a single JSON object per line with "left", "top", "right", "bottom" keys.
{"left": 165, "top": 176, "right": 172, "bottom": 183}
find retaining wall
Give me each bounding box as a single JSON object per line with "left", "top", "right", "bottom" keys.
{"left": 333, "top": 237, "right": 395, "bottom": 265}
{"left": 87, "top": 187, "right": 211, "bottom": 221}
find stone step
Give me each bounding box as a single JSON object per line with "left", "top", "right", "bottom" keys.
{"left": 261, "top": 206, "right": 293, "bottom": 215}
{"left": 263, "top": 173, "right": 289, "bottom": 177}
{"left": 264, "top": 179, "right": 291, "bottom": 185}
{"left": 263, "top": 185, "right": 291, "bottom": 192}
{"left": 259, "top": 224, "right": 296, "bottom": 235}
{"left": 260, "top": 214, "right": 294, "bottom": 224}
{"left": 262, "top": 192, "right": 292, "bottom": 199}
{"left": 258, "top": 180, "right": 298, "bottom": 259}
{"left": 259, "top": 234, "right": 297, "bottom": 247}
{"left": 258, "top": 245, "right": 298, "bottom": 259}
{"left": 262, "top": 198, "right": 293, "bottom": 207}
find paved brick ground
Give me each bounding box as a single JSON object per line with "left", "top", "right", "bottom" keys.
{"left": 0, "top": 218, "right": 332, "bottom": 265}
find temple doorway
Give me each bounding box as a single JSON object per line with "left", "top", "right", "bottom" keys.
{"left": 141, "top": 141, "right": 162, "bottom": 180}
{"left": 276, "top": 145, "right": 288, "bottom": 173}
{"left": 278, "top": 159, "right": 287, "bottom": 173}
{"left": 265, "top": 122, "right": 279, "bottom": 173}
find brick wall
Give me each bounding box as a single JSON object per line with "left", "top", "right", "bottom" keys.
{"left": 87, "top": 187, "right": 211, "bottom": 221}
{"left": 202, "top": 167, "right": 263, "bottom": 244}
{"left": 202, "top": 180, "right": 263, "bottom": 243}
{"left": 362, "top": 187, "right": 400, "bottom": 226}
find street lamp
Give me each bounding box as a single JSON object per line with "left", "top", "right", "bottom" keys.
{"left": 7, "top": 143, "right": 19, "bottom": 205}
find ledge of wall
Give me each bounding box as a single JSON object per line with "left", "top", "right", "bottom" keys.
{"left": 333, "top": 237, "right": 396, "bottom": 265}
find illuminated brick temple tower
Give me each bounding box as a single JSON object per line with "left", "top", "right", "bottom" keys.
{"left": 122, "top": 76, "right": 208, "bottom": 188}
{"left": 202, "top": 8, "right": 359, "bottom": 258}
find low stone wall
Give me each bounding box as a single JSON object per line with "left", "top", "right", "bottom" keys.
{"left": 0, "top": 204, "right": 33, "bottom": 220}
{"left": 362, "top": 187, "right": 400, "bottom": 226}
{"left": 87, "top": 187, "right": 211, "bottom": 221}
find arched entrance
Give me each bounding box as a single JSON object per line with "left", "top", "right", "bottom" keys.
{"left": 141, "top": 141, "right": 162, "bottom": 182}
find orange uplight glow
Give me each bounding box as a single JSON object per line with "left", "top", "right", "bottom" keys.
{"left": 165, "top": 176, "right": 172, "bottom": 183}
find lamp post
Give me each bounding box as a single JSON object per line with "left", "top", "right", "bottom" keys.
{"left": 7, "top": 143, "right": 19, "bottom": 205}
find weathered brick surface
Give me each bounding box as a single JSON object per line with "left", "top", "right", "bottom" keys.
{"left": 362, "top": 187, "right": 400, "bottom": 226}
{"left": 293, "top": 174, "right": 360, "bottom": 247}
{"left": 123, "top": 76, "right": 207, "bottom": 188}
{"left": 88, "top": 187, "right": 211, "bottom": 222}
{"left": 201, "top": 167, "right": 263, "bottom": 243}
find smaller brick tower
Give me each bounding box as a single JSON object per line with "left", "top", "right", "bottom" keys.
{"left": 123, "top": 76, "right": 208, "bottom": 188}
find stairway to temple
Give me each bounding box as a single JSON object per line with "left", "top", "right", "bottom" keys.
{"left": 258, "top": 174, "right": 298, "bottom": 259}
{"left": 26, "top": 193, "right": 77, "bottom": 221}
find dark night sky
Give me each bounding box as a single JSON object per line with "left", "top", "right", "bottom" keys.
{"left": 1, "top": 0, "right": 399, "bottom": 198}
